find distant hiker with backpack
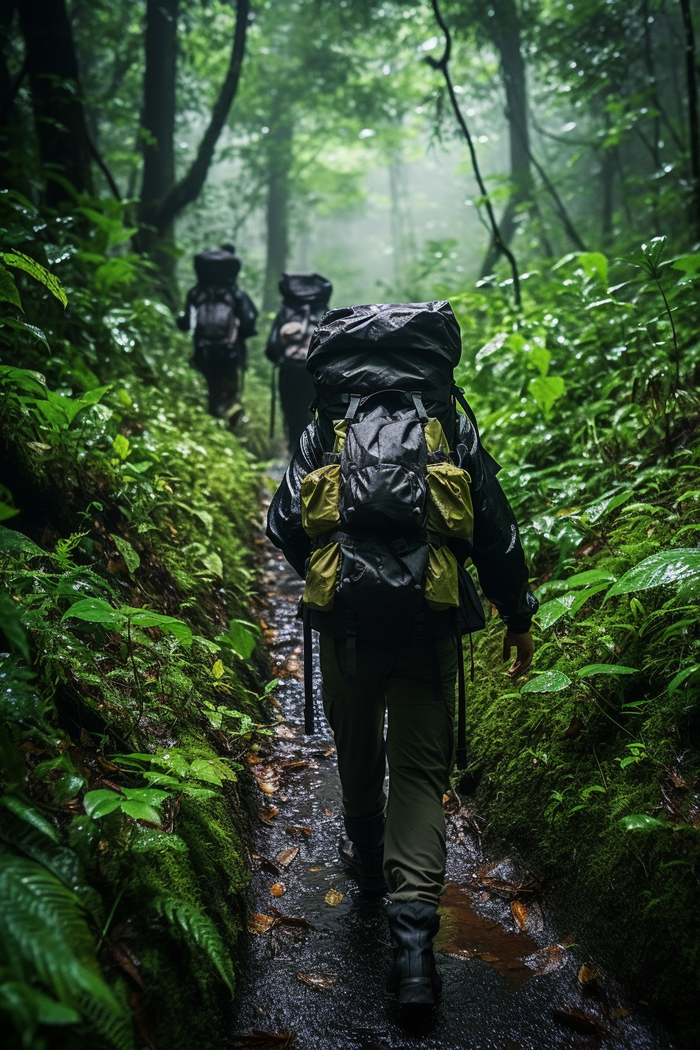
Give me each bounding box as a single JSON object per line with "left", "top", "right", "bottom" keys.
{"left": 265, "top": 271, "right": 332, "bottom": 451}
{"left": 266, "top": 301, "right": 537, "bottom": 1010}
{"left": 177, "top": 245, "right": 258, "bottom": 428}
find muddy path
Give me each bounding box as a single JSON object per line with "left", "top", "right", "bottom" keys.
{"left": 231, "top": 538, "right": 674, "bottom": 1050}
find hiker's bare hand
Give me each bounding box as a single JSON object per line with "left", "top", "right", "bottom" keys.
{"left": 503, "top": 630, "right": 534, "bottom": 680}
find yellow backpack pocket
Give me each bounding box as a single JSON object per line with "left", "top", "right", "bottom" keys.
{"left": 427, "top": 462, "right": 473, "bottom": 540}
{"left": 424, "top": 545, "right": 459, "bottom": 610}
{"left": 303, "top": 541, "right": 340, "bottom": 610}
{"left": 301, "top": 463, "right": 341, "bottom": 538}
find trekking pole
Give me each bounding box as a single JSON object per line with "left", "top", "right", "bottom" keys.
{"left": 302, "top": 605, "right": 314, "bottom": 735}
{"left": 456, "top": 631, "right": 467, "bottom": 771}
{"left": 269, "top": 364, "right": 276, "bottom": 439}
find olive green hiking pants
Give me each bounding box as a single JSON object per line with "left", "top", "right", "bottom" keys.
{"left": 318, "top": 632, "right": 458, "bottom": 906}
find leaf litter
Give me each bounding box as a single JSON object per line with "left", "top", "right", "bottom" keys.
{"left": 296, "top": 972, "right": 338, "bottom": 991}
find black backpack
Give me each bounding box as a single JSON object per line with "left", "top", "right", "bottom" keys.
{"left": 276, "top": 272, "right": 332, "bottom": 367}
{"left": 193, "top": 285, "right": 240, "bottom": 353}
{"left": 300, "top": 301, "right": 485, "bottom": 764}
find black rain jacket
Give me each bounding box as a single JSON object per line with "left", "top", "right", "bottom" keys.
{"left": 266, "top": 412, "right": 538, "bottom": 637}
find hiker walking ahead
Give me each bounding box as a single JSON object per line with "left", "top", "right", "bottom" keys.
{"left": 267, "top": 301, "right": 537, "bottom": 1009}
{"left": 265, "top": 271, "right": 332, "bottom": 451}
{"left": 177, "top": 245, "right": 258, "bottom": 429}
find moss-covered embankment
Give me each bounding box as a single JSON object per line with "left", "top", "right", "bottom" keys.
{"left": 462, "top": 444, "right": 700, "bottom": 1048}
{"left": 0, "top": 215, "right": 272, "bottom": 1050}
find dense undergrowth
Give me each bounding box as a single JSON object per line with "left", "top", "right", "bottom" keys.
{"left": 0, "top": 190, "right": 271, "bottom": 1050}
{"left": 447, "top": 243, "right": 700, "bottom": 1045}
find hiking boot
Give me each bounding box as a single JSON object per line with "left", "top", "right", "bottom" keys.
{"left": 386, "top": 901, "right": 442, "bottom": 1007}
{"left": 339, "top": 813, "right": 387, "bottom": 898}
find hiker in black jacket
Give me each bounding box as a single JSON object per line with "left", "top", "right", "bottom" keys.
{"left": 177, "top": 245, "right": 258, "bottom": 428}
{"left": 265, "top": 271, "right": 332, "bottom": 451}
{"left": 266, "top": 301, "right": 537, "bottom": 1009}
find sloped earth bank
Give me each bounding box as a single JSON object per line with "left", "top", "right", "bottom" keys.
{"left": 232, "top": 539, "right": 674, "bottom": 1050}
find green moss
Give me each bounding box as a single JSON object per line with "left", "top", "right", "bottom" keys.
{"left": 460, "top": 457, "right": 700, "bottom": 1047}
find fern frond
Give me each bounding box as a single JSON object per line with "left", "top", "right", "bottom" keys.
{"left": 152, "top": 895, "right": 234, "bottom": 995}
{"left": 0, "top": 851, "right": 134, "bottom": 1050}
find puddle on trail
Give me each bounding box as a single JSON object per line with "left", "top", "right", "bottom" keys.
{"left": 232, "top": 540, "right": 675, "bottom": 1050}
{"left": 435, "top": 884, "right": 537, "bottom": 989}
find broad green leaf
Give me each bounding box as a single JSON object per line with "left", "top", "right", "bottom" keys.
{"left": 220, "top": 619, "right": 259, "bottom": 660}
{"left": 577, "top": 664, "right": 638, "bottom": 677}
{"left": 212, "top": 659, "right": 225, "bottom": 679}
{"left": 0, "top": 591, "right": 30, "bottom": 660}
{"left": 0, "top": 262, "right": 21, "bottom": 308}
{"left": 578, "top": 251, "right": 609, "bottom": 287}
{"left": 520, "top": 671, "right": 572, "bottom": 694}
{"left": 567, "top": 583, "right": 612, "bottom": 617}
{"left": 528, "top": 374, "right": 565, "bottom": 415}
{"left": 121, "top": 787, "right": 170, "bottom": 804}
{"left": 0, "top": 316, "right": 50, "bottom": 348}
{"left": 119, "top": 800, "right": 163, "bottom": 824}
{"left": 535, "top": 598, "right": 569, "bottom": 630}
{"left": 124, "top": 609, "right": 192, "bottom": 647}
{"left": 112, "top": 536, "right": 140, "bottom": 574}
{"left": 202, "top": 551, "right": 223, "bottom": 578}
{"left": 0, "top": 795, "right": 58, "bottom": 841}
{"left": 671, "top": 252, "right": 700, "bottom": 276}
{"left": 0, "top": 501, "right": 18, "bottom": 522}
{"left": 0, "top": 365, "right": 47, "bottom": 395}
{"left": 112, "top": 433, "right": 130, "bottom": 460}
{"left": 2, "top": 250, "right": 68, "bottom": 307}
{"left": 62, "top": 598, "right": 124, "bottom": 629}
{"left": 583, "top": 490, "right": 633, "bottom": 523}
{"left": 0, "top": 525, "right": 44, "bottom": 556}
{"left": 620, "top": 814, "right": 668, "bottom": 832}
{"left": 188, "top": 759, "right": 224, "bottom": 786}
{"left": 607, "top": 549, "right": 700, "bottom": 596}
{"left": 563, "top": 569, "right": 616, "bottom": 590}
{"left": 83, "top": 789, "right": 123, "bottom": 820}
{"left": 667, "top": 666, "right": 700, "bottom": 696}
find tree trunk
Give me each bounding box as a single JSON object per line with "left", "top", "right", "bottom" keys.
{"left": 263, "top": 107, "right": 294, "bottom": 312}
{"left": 481, "top": 0, "right": 533, "bottom": 275}
{"left": 137, "top": 0, "right": 178, "bottom": 269}
{"left": 679, "top": 0, "right": 700, "bottom": 239}
{"left": 601, "top": 146, "right": 616, "bottom": 247}
{"left": 16, "top": 0, "right": 93, "bottom": 205}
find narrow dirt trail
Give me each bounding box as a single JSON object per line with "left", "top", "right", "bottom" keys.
{"left": 231, "top": 538, "right": 674, "bottom": 1050}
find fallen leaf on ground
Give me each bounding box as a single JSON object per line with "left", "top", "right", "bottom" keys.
{"left": 552, "top": 1008, "right": 612, "bottom": 1035}
{"left": 564, "top": 716, "right": 585, "bottom": 739}
{"left": 269, "top": 908, "right": 314, "bottom": 932}
{"left": 322, "top": 747, "right": 335, "bottom": 757}
{"left": 248, "top": 914, "right": 276, "bottom": 934}
{"left": 286, "top": 826, "right": 311, "bottom": 837}
{"left": 324, "top": 888, "right": 344, "bottom": 907}
{"left": 259, "top": 620, "right": 268, "bottom": 630}
{"left": 274, "top": 724, "right": 297, "bottom": 739}
{"left": 511, "top": 901, "right": 528, "bottom": 931}
{"left": 296, "top": 972, "right": 338, "bottom": 991}
{"left": 270, "top": 883, "right": 286, "bottom": 897}
{"left": 308, "top": 866, "right": 324, "bottom": 872}
{"left": 231, "top": 1032, "right": 294, "bottom": 1049}
{"left": 257, "top": 779, "right": 278, "bottom": 796}
{"left": 578, "top": 964, "right": 598, "bottom": 986}
{"left": 524, "top": 945, "right": 569, "bottom": 975}
{"left": 281, "top": 655, "right": 303, "bottom": 679}
{"left": 282, "top": 760, "right": 311, "bottom": 772}
{"left": 475, "top": 857, "right": 541, "bottom": 898}
{"left": 611, "top": 1008, "right": 631, "bottom": 1019}
{"left": 480, "top": 953, "right": 500, "bottom": 963}
{"left": 276, "top": 847, "right": 299, "bottom": 868}
{"left": 259, "top": 806, "right": 279, "bottom": 823}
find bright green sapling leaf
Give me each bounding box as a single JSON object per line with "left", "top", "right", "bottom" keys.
{"left": 607, "top": 549, "right": 700, "bottom": 596}
{"left": 520, "top": 671, "right": 572, "bottom": 694}
{"left": 577, "top": 664, "right": 638, "bottom": 677}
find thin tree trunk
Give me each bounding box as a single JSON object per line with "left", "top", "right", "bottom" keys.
{"left": 679, "top": 0, "right": 700, "bottom": 239}
{"left": 481, "top": 0, "right": 533, "bottom": 275}
{"left": 16, "top": 0, "right": 93, "bottom": 205}
{"left": 137, "top": 0, "right": 178, "bottom": 265}
{"left": 601, "top": 143, "right": 616, "bottom": 247}
{"left": 263, "top": 108, "right": 293, "bottom": 312}
{"left": 154, "top": 0, "right": 250, "bottom": 232}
